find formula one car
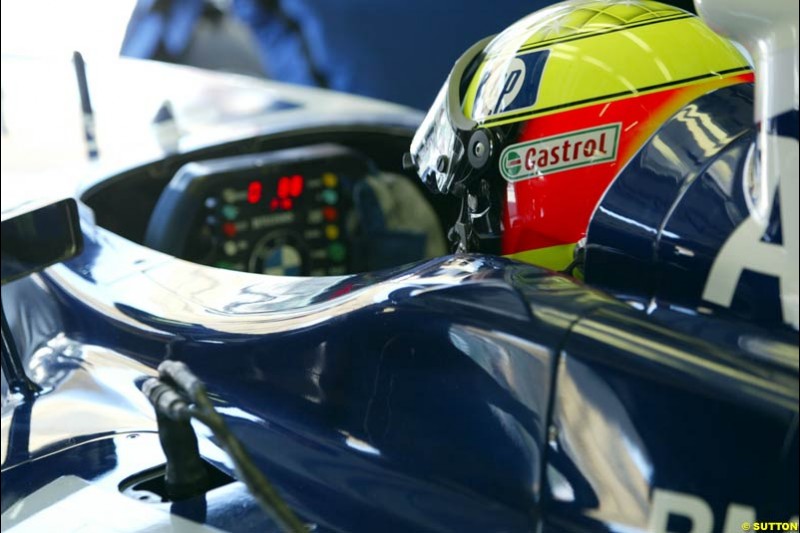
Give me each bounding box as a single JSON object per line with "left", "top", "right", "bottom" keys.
{"left": 1, "top": 1, "right": 797, "bottom": 532}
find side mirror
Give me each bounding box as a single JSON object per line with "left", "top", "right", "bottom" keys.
{"left": 1, "top": 198, "right": 83, "bottom": 285}
{"left": 1, "top": 198, "right": 83, "bottom": 395}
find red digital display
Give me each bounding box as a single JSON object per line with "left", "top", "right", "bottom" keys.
{"left": 247, "top": 181, "right": 262, "bottom": 204}
{"left": 271, "top": 174, "right": 304, "bottom": 211}
{"left": 277, "top": 177, "right": 290, "bottom": 200}
{"left": 290, "top": 174, "right": 304, "bottom": 197}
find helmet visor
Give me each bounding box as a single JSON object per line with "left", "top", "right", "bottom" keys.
{"left": 409, "top": 82, "right": 464, "bottom": 193}
{"left": 409, "top": 36, "right": 494, "bottom": 194}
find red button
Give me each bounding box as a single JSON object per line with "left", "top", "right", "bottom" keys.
{"left": 222, "top": 222, "right": 237, "bottom": 238}
{"left": 323, "top": 206, "right": 338, "bottom": 221}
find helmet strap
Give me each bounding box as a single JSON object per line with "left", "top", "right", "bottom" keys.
{"left": 448, "top": 177, "right": 502, "bottom": 254}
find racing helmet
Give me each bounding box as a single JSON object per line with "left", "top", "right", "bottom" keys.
{"left": 407, "top": 0, "right": 753, "bottom": 271}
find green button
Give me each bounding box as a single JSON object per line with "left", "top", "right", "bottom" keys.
{"left": 214, "top": 260, "right": 235, "bottom": 270}
{"left": 321, "top": 189, "right": 338, "bottom": 205}
{"left": 221, "top": 205, "right": 239, "bottom": 220}
{"left": 328, "top": 242, "right": 346, "bottom": 263}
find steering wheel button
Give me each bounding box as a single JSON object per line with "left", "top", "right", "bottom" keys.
{"left": 325, "top": 225, "right": 340, "bottom": 240}
{"left": 328, "top": 242, "right": 346, "bottom": 262}
{"left": 222, "top": 205, "right": 239, "bottom": 220}
{"left": 323, "top": 207, "right": 338, "bottom": 221}
{"left": 224, "top": 241, "right": 238, "bottom": 256}
{"left": 214, "top": 260, "right": 234, "bottom": 270}
{"left": 322, "top": 172, "right": 338, "bottom": 188}
{"left": 321, "top": 189, "right": 338, "bottom": 205}
{"left": 222, "top": 222, "right": 237, "bottom": 238}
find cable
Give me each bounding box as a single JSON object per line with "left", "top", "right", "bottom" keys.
{"left": 143, "top": 361, "right": 306, "bottom": 533}
{"left": 186, "top": 400, "right": 305, "bottom": 533}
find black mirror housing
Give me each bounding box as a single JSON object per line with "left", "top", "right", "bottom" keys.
{"left": 1, "top": 198, "right": 83, "bottom": 285}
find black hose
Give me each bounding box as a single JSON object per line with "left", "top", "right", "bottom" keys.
{"left": 145, "top": 361, "right": 306, "bottom": 533}
{"left": 187, "top": 406, "right": 306, "bottom": 533}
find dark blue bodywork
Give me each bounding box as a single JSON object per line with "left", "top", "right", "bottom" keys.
{"left": 1, "top": 78, "right": 797, "bottom": 532}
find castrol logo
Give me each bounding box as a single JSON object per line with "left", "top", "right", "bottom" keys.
{"left": 500, "top": 123, "right": 620, "bottom": 182}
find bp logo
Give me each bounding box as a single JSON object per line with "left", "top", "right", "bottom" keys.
{"left": 500, "top": 123, "right": 621, "bottom": 182}
{"left": 472, "top": 50, "right": 549, "bottom": 120}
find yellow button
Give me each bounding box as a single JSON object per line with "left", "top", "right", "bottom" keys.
{"left": 322, "top": 172, "right": 338, "bottom": 188}
{"left": 325, "top": 225, "right": 339, "bottom": 240}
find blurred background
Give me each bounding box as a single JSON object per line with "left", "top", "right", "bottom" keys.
{"left": 2, "top": 0, "right": 698, "bottom": 112}
{"left": 0, "top": 0, "right": 552, "bottom": 206}
{"left": 0, "top": 0, "right": 697, "bottom": 208}
{"left": 1, "top": 1, "right": 136, "bottom": 62}
{"left": 115, "top": 0, "right": 549, "bottom": 111}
